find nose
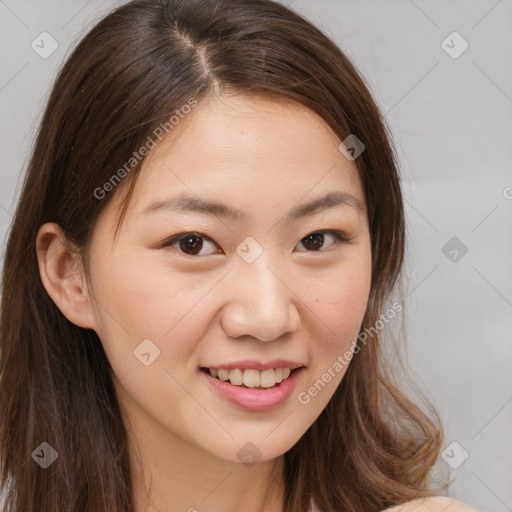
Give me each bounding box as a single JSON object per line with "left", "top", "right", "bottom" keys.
{"left": 219, "top": 255, "right": 301, "bottom": 342}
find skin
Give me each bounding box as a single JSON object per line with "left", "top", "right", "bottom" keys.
{"left": 383, "top": 497, "right": 479, "bottom": 512}
{"left": 36, "top": 93, "right": 373, "bottom": 512}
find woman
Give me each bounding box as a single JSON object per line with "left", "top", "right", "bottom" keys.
{"left": 0, "top": 0, "right": 479, "bottom": 511}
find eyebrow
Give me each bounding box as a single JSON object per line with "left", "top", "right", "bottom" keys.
{"left": 140, "top": 190, "right": 364, "bottom": 222}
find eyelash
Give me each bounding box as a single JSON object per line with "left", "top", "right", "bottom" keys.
{"left": 161, "top": 230, "right": 353, "bottom": 257}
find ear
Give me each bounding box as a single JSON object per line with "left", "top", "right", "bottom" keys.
{"left": 36, "top": 222, "right": 97, "bottom": 330}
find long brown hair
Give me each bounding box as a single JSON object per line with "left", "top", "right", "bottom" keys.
{"left": 0, "top": 0, "right": 448, "bottom": 510}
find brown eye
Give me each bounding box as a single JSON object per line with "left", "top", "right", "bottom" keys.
{"left": 164, "top": 233, "right": 219, "bottom": 256}
{"left": 162, "top": 229, "right": 350, "bottom": 257}
{"left": 296, "top": 230, "right": 349, "bottom": 252}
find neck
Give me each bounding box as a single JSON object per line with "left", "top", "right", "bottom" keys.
{"left": 122, "top": 405, "right": 286, "bottom": 512}
{"left": 130, "top": 432, "right": 286, "bottom": 512}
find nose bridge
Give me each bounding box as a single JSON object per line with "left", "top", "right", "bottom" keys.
{"left": 222, "top": 246, "right": 300, "bottom": 341}
{"left": 236, "top": 235, "right": 285, "bottom": 300}
{"left": 245, "top": 253, "right": 286, "bottom": 308}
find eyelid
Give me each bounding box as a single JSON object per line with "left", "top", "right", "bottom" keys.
{"left": 160, "top": 232, "right": 218, "bottom": 255}
{"left": 160, "top": 229, "right": 354, "bottom": 256}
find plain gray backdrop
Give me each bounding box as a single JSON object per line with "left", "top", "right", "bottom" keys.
{"left": 0, "top": 1, "right": 511, "bottom": 511}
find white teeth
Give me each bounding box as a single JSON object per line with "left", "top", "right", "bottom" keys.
{"left": 259, "top": 369, "right": 275, "bottom": 388}
{"left": 243, "top": 369, "right": 260, "bottom": 388}
{"left": 218, "top": 369, "right": 230, "bottom": 381}
{"left": 229, "top": 368, "right": 243, "bottom": 386}
{"left": 207, "top": 367, "right": 297, "bottom": 387}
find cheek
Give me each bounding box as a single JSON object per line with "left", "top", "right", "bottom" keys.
{"left": 92, "top": 249, "right": 191, "bottom": 336}
{"left": 296, "top": 259, "right": 371, "bottom": 410}
{"left": 315, "top": 255, "right": 371, "bottom": 320}
{"left": 90, "top": 238, "right": 371, "bottom": 368}
{"left": 90, "top": 249, "right": 220, "bottom": 382}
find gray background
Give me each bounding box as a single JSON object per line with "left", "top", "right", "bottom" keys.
{"left": 1, "top": 1, "right": 511, "bottom": 511}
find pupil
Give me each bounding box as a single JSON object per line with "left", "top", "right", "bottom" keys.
{"left": 179, "top": 233, "right": 325, "bottom": 255}
{"left": 180, "top": 235, "right": 202, "bottom": 255}
{"left": 303, "top": 232, "right": 323, "bottom": 251}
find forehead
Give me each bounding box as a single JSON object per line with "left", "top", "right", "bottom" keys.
{"left": 110, "top": 94, "right": 366, "bottom": 229}
{"left": 156, "top": 93, "right": 349, "bottom": 166}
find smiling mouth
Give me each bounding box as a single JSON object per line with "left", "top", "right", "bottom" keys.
{"left": 199, "top": 366, "right": 301, "bottom": 388}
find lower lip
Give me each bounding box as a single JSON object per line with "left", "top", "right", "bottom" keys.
{"left": 200, "top": 367, "right": 305, "bottom": 412}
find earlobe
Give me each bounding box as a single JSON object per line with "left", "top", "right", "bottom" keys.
{"left": 36, "top": 222, "right": 96, "bottom": 330}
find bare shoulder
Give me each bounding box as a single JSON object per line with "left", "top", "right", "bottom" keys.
{"left": 382, "top": 496, "right": 480, "bottom": 512}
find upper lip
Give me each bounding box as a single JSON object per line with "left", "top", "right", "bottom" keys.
{"left": 201, "top": 359, "right": 305, "bottom": 371}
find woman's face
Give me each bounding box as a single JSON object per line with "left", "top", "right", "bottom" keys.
{"left": 83, "top": 93, "right": 372, "bottom": 463}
